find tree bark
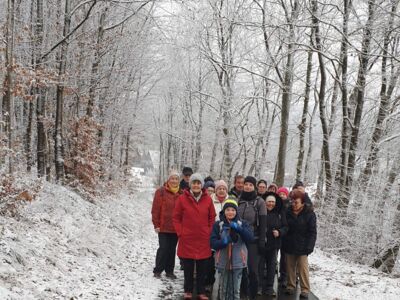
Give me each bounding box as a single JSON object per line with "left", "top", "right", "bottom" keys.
{"left": 296, "top": 33, "right": 313, "bottom": 181}
{"left": 345, "top": 0, "right": 377, "bottom": 192}
{"left": 54, "top": 0, "right": 71, "bottom": 183}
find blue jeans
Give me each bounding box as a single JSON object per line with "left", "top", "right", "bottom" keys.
{"left": 218, "top": 268, "right": 243, "bottom": 300}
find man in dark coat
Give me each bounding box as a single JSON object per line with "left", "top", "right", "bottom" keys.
{"left": 179, "top": 166, "right": 193, "bottom": 190}
{"left": 229, "top": 174, "right": 244, "bottom": 199}
{"left": 282, "top": 190, "right": 317, "bottom": 299}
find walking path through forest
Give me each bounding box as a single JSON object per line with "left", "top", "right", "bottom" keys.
{"left": 1, "top": 181, "right": 399, "bottom": 299}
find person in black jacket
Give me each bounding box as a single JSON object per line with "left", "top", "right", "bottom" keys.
{"left": 282, "top": 190, "right": 317, "bottom": 299}
{"left": 179, "top": 167, "right": 193, "bottom": 191}
{"left": 258, "top": 193, "right": 288, "bottom": 296}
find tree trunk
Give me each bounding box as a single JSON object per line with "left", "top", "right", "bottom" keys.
{"left": 35, "top": 0, "right": 47, "bottom": 178}
{"left": 336, "top": 0, "right": 351, "bottom": 210}
{"left": 296, "top": 34, "right": 313, "bottom": 181}
{"left": 359, "top": 1, "right": 399, "bottom": 187}
{"left": 2, "top": 0, "right": 16, "bottom": 174}
{"left": 274, "top": 0, "right": 299, "bottom": 186}
{"left": 312, "top": 0, "right": 332, "bottom": 192}
{"left": 86, "top": 8, "right": 107, "bottom": 117}
{"left": 345, "top": 0, "right": 377, "bottom": 192}
{"left": 304, "top": 100, "right": 318, "bottom": 183}
{"left": 54, "top": 0, "right": 71, "bottom": 183}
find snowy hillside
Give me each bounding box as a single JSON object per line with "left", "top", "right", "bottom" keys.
{"left": 1, "top": 183, "right": 399, "bottom": 300}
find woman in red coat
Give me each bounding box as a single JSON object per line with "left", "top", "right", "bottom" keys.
{"left": 151, "top": 170, "right": 182, "bottom": 279}
{"left": 173, "top": 173, "right": 216, "bottom": 300}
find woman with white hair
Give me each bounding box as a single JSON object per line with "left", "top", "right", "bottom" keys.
{"left": 173, "top": 173, "right": 216, "bottom": 300}
{"left": 151, "top": 170, "right": 182, "bottom": 279}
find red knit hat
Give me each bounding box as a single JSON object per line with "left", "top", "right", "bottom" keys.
{"left": 277, "top": 187, "right": 289, "bottom": 197}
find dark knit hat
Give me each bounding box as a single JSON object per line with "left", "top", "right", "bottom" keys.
{"left": 244, "top": 176, "right": 257, "bottom": 187}
{"left": 204, "top": 181, "right": 215, "bottom": 189}
{"left": 182, "top": 167, "right": 193, "bottom": 176}
{"left": 293, "top": 180, "right": 305, "bottom": 189}
{"left": 222, "top": 199, "right": 238, "bottom": 211}
{"left": 257, "top": 179, "right": 268, "bottom": 187}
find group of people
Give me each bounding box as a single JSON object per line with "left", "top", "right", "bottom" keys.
{"left": 151, "top": 167, "right": 317, "bottom": 300}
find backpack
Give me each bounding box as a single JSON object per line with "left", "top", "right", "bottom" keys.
{"left": 238, "top": 198, "right": 260, "bottom": 231}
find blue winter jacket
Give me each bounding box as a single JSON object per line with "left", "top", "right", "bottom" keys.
{"left": 210, "top": 213, "right": 254, "bottom": 270}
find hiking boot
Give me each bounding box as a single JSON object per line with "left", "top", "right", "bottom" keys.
{"left": 265, "top": 290, "right": 276, "bottom": 297}
{"left": 183, "top": 292, "right": 192, "bottom": 299}
{"left": 285, "top": 288, "right": 295, "bottom": 295}
{"left": 153, "top": 272, "right": 161, "bottom": 278}
{"left": 165, "top": 273, "right": 177, "bottom": 279}
{"left": 197, "top": 294, "right": 209, "bottom": 300}
{"left": 300, "top": 292, "right": 309, "bottom": 299}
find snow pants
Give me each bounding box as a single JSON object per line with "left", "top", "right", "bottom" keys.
{"left": 286, "top": 254, "right": 310, "bottom": 294}
{"left": 154, "top": 232, "right": 178, "bottom": 274}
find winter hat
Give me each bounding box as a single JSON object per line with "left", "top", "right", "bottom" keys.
{"left": 257, "top": 179, "right": 268, "bottom": 187}
{"left": 204, "top": 181, "right": 215, "bottom": 189}
{"left": 215, "top": 180, "right": 228, "bottom": 191}
{"left": 292, "top": 180, "right": 305, "bottom": 189}
{"left": 189, "top": 173, "right": 204, "bottom": 187}
{"left": 182, "top": 166, "right": 194, "bottom": 176}
{"left": 277, "top": 187, "right": 289, "bottom": 197}
{"left": 244, "top": 176, "right": 257, "bottom": 187}
{"left": 266, "top": 195, "right": 276, "bottom": 203}
{"left": 168, "top": 169, "right": 180, "bottom": 180}
{"left": 222, "top": 199, "right": 238, "bottom": 211}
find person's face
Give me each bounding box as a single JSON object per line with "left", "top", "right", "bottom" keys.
{"left": 292, "top": 198, "right": 304, "bottom": 211}
{"left": 168, "top": 175, "right": 179, "bottom": 188}
{"left": 235, "top": 178, "right": 244, "bottom": 191}
{"left": 296, "top": 186, "right": 305, "bottom": 193}
{"left": 207, "top": 187, "right": 215, "bottom": 195}
{"left": 268, "top": 186, "right": 277, "bottom": 193}
{"left": 216, "top": 186, "right": 227, "bottom": 198}
{"left": 224, "top": 207, "right": 236, "bottom": 220}
{"left": 278, "top": 192, "right": 288, "bottom": 200}
{"left": 183, "top": 173, "right": 191, "bottom": 183}
{"left": 266, "top": 200, "right": 276, "bottom": 211}
{"left": 190, "top": 180, "right": 202, "bottom": 193}
{"left": 258, "top": 183, "right": 267, "bottom": 194}
{"left": 243, "top": 182, "right": 255, "bottom": 192}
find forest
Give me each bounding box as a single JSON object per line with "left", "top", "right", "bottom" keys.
{"left": 1, "top": 0, "right": 399, "bottom": 277}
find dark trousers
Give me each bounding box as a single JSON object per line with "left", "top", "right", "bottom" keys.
{"left": 247, "top": 243, "right": 261, "bottom": 299}
{"left": 259, "top": 249, "right": 277, "bottom": 293}
{"left": 204, "top": 253, "right": 215, "bottom": 286}
{"left": 154, "top": 232, "right": 178, "bottom": 274}
{"left": 182, "top": 258, "right": 208, "bottom": 294}
{"left": 279, "top": 248, "right": 287, "bottom": 282}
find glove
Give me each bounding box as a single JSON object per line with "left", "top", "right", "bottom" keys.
{"left": 222, "top": 235, "right": 232, "bottom": 246}
{"left": 230, "top": 221, "right": 242, "bottom": 233}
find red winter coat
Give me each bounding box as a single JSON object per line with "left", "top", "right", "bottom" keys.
{"left": 173, "top": 189, "right": 216, "bottom": 259}
{"left": 151, "top": 183, "right": 182, "bottom": 233}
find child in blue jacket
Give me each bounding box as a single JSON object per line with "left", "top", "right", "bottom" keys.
{"left": 210, "top": 199, "right": 254, "bottom": 300}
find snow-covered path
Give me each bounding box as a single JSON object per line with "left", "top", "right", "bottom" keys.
{"left": 1, "top": 183, "right": 400, "bottom": 300}
{"left": 0, "top": 184, "right": 176, "bottom": 299}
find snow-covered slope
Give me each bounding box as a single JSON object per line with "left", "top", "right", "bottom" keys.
{"left": 1, "top": 182, "right": 399, "bottom": 300}
{"left": 0, "top": 183, "right": 161, "bottom": 300}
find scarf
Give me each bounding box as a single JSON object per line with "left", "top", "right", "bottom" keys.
{"left": 168, "top": 184, "right": 179, "bottom": 194}
{"left": 240, "top": 190, "right": 257, "bottom": 201}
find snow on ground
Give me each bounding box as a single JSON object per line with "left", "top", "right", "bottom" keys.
{"left": 1, "top": 180, "right": 400, "bottom": 300}
{"left": 0, "top": 182, "right": 167, "bottom": 300}
{"left": 309, "top": 249, "right": 400, "bottom": 300}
